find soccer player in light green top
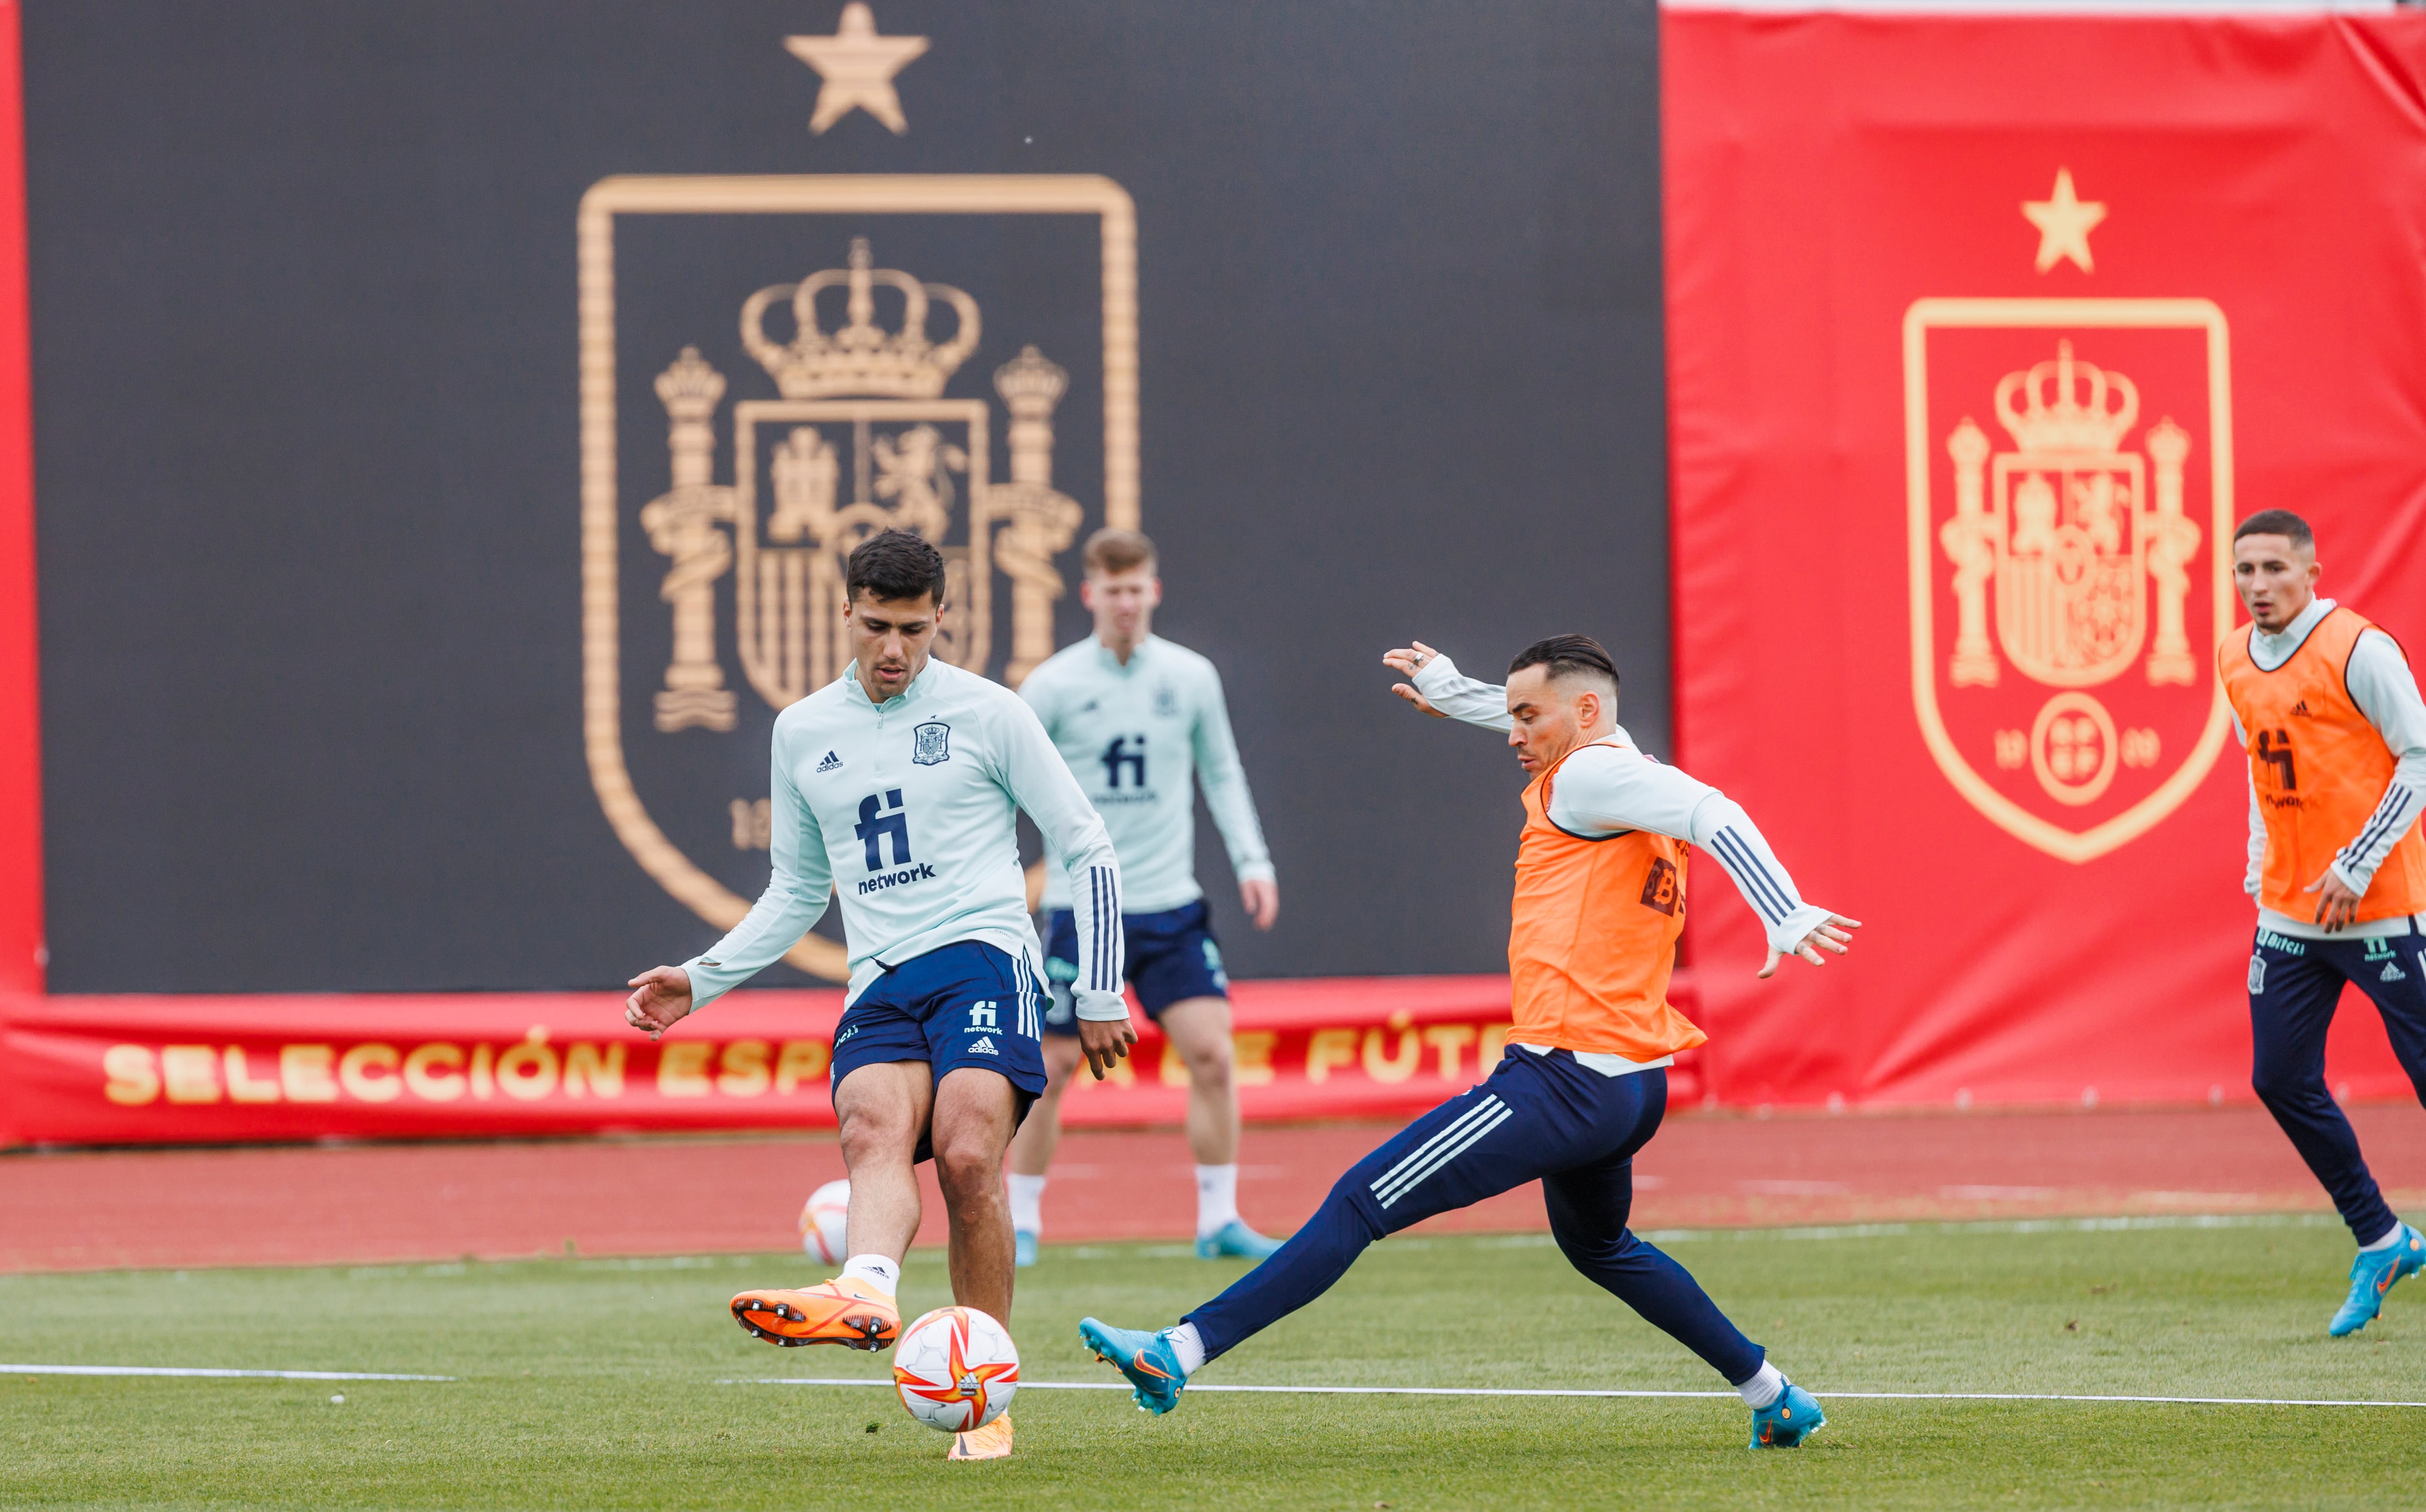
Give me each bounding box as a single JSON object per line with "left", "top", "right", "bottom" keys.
{"left": 624, "top": 530, "right": 1135, "bottom": 1463}
{"left": 1006, "top": 528, "right": 1287, "bottom": 1264}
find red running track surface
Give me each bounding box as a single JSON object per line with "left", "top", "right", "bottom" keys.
{"left": 3, "top": 1105, "right": 2422, "bottom": 1273}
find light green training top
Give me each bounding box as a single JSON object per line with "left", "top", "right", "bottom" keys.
{"left": 1018, "top": 634, "right": 1274, "bottom": 914}
{"left": 681, "top": 657, "right": 1129, "bottom": 1020}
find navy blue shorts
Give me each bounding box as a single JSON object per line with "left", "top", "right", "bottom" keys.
{"left": 830, "top": 943, "right": 1048, "bottom": 1148}
{"left": 1041, "top": 899, "right": 1228, "bottom": 1035}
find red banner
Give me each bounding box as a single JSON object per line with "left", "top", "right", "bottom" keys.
{"left": 0, "top": 976, "right": 1692, "bottom": 1147}
{"left": 1664, "top": 11, "right": 2426, "bottom": 1107}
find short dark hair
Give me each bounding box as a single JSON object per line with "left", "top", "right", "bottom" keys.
{"left": 1083, "top": 527, "right": 1157, "bottom": 576}
{"left": 1509, "top": 634, "right": 1620, "bottom": 704}
{"left": 846, "top": 529, "right": 948, "bottom": 607}
{"left": 2234, "top": 509, "right": 2314, "bottom": 550}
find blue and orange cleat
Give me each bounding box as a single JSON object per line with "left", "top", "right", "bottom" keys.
{"left": 1749, "top": 1383, "right": 1825, "bottom": 1448}
{"left": 2329, "top": 1223, "right": 2425, "bottom": 1337}
{"left": 1196, "top": 1219, "right": 1286, "bottom": 1261}
{"left": 1079, "top": 1317, "right": 1189, "bottom": 1415}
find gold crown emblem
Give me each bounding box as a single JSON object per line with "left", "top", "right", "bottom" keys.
{"left": 1994, "top": 340, "right": 2139, "bottom": 454}
{"left": 654, "top": 345, "right": 727, "bottom": 420}
{"left": 740, "top": 238, "right": 981, "bottom": 398}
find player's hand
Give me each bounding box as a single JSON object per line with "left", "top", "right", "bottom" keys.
{"left": 624, "top": 966, "right": 695, "bottom": 1040}
{"left": 1757, "top": 914, "right": 1862, "bottom": 979}
{"left": 2305, "top": 868, "right": 2363, "bottom": 934}
{"left": 1382, "top": 641, "right": 1448, "bottom": 717}
{"left": 1078, "top": 1015, "right": 1138, "bottom": 1080}
{"left": 1241, "top": 876, "right": 1279, "bottom": 931}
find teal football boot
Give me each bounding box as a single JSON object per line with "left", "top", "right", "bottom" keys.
{"left": 1014, "top": 1229, "right": 1039, "bottom": 1269}
{"left": 1196, "top": 1219, "right": 1286, "bottom": 1261}
{"left": 1079, "top": 1317, "right": 1189, "bottom": 1415}
{"left": 2329, "top": 1223, "right": 2425, "bottom": 1337}
{"left": 1749, "top": 1383, "right": 1825, "bottom": 1448}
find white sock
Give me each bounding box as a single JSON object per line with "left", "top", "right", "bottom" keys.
{"left": 1736, "top": 1360, "right": 1785, "bottom": 1409}
{"left": 1167, "top": 1321, "right": 1207, "bottom": 1375}
{"left": 1008, "top": 1173, "right": 1047, "bottom": 1236}
{"left": 840, "top": 1254, "right": 899, "bottom": 1297}
{"left": 1196, "top": 1164, "right": 1240, "bottom": 1238}
{"left": 2360, "top": 1218, "right": 2406, "bottom": 1251}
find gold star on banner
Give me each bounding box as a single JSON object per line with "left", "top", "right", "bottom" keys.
{"left": 785, "top": 2, "right": 929, "bottom": 135}
{"left": 2022, "top": 168, "right": 2107, "bottom": 275}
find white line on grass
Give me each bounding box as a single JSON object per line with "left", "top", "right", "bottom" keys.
{"left": 1, "top": 1364, "right": 454, "bottom": 1381}
{"left": 1634, "top": 1212, "right": 2343, "bottom": 1245}
{"left": 727, "top": 1378, "right": 2426, "bottom": 1410}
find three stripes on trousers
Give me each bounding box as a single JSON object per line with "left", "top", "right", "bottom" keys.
{"left": 1370, "top": 1094, "right": 1512, "bottom": 1210}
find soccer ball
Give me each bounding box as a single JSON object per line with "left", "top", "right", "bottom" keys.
{"left": 891, "top": 1306, "right": 1019, "bottom": 1433}
{"left": 798, "top": 1180, "right": 850, "bottom": 1265}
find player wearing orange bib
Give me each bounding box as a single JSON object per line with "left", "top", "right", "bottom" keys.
{"left": 2222, "top": 510, "right": 2426, "bottom": 1336}
{"left": 1078, "top": 635, "right": 1858, "bottom": 1448}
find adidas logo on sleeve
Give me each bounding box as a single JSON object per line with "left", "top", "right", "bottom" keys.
{"left": 816, "top": 750, "right": 842, "bottom": 773}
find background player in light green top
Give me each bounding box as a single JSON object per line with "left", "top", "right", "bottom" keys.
{"left": 1006, "top": 529, "right": 1287, "bottom": 1262}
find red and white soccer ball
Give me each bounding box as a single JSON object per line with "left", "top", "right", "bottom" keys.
{"left": 798, "top": 1180, "right": 850, "bottom": 1265}
{"left": 891, "top": 1306, "right": 1020, "bottom": 1433}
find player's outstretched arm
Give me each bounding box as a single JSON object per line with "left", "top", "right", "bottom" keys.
{"left": 1382, "top": 641, "right": 1514, "bottom": 732}
{"left": 1694, "top": 803, "right": 1857, "bottom": 979}
{"left": 1547, "top": 744, "right": 1859, "bottom": 979}
{"left": 623, "top": 725, "right": 835, "bottom": 1035}
{"left": 999, "top": 697, "right": 1139, "bottom": 1079}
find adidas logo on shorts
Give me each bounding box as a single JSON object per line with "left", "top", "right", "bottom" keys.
{"left": 2384, "top": 961, "right": 2410, "bottom": 983}
{"left": 815, "top": 750, "right": 842, "bottom": 772}
{"left": 968, "top": 1036, "right": 998, "bottom": 1055}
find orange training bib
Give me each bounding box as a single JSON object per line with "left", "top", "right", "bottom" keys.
{"left": 2219, "top": 606, "right": 2426, "bottom": 921}
{"left": 1505, "top": 738, "right": 1709, "bottom": 1061}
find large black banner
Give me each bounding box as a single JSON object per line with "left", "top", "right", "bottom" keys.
{"left": 25, "top": 0, "right": 1668, "bottom": 992}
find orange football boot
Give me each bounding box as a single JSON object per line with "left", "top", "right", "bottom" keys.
{"left": 729, "top": 1278, "right": 900, "bottom": 1351}
{"left": 947, "top": 1412, "right": 1014, "bottom": 1461}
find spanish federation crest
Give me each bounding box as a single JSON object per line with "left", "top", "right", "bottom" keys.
{"left": 1906, "top": 296, "right": 2234, "bottom": 863}
{"left": 578, "top": 11, "right": 1139, "bottom": 979}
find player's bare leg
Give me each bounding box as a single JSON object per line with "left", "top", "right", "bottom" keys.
{"left": 731, "top": 1060, "right": 929, "bottom": 1349}
{"left": 1161, "top": 996, "right": 1239, "bottom": 1165}
{"left": 1006, "top": 1034, "right": 1084, "bottom": 1265}
{"left": 836, "top": 1061, "right": 934, "bottom": 1258}
{"left": 932, "top": 1065, "right": 1020, "bottom": 1323}
{"left": 1162, "top": 995, "right": 1283, "bottom": 1258}
{"left": 1009, "top": 1035, "right": 1084, "bottom": 1175}
{"left": 931, "top": 1066, "right": 1022, "bottom": 1461}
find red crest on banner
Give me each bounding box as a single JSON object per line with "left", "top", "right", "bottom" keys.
{"left": 1906, "top": 300, "right": 2236, "bottom": 862}
{"left": 1664, "top": 11, "right": 2426, "bottom": 1107}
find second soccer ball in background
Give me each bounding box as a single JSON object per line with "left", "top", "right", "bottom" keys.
{"left": 799, "top": 1179, "right": 850, "bottom": 1265}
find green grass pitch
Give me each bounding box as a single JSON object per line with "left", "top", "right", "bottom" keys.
{"left": 4, "top": 1218, "right": 2420, "bottom": 1510}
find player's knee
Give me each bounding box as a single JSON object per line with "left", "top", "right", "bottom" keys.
{"left": 1183, "top": 1039, "right": 1233, "bottom": 1093}
{"left": 931, "top": 1131, "right": 1000, "bottom": 1197}
{"left": 2251, "top": 1062, "right": 2323, "bottom": 1109}
{"left": 837, "top": 1106, "right": 917, "bottom": 1161}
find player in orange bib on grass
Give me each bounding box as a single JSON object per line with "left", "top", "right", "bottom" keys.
{"left": 1079, "top": 634, "right": 1858, "bottom": 1449}
{"left": 2220, "top": 509, "right": 2426, "bottom": 1337}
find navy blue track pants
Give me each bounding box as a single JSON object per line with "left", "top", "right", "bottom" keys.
{"left": 1183, "top": 1047, "right": 1766, "bottom": 1385}
{"left": 2249, "top": 922, "right": 2426, "bottom": 1246}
